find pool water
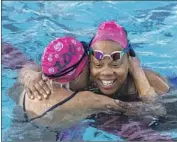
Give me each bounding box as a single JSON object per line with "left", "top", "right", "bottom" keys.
{"left": 2, "top": 1, "right": 177, "bottom": 141}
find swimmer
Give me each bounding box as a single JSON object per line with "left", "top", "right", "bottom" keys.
{"left": 17, "top": 36, "right": 126, "bottom": 129}
{"left": 18, "top": 22, "right": 170, "bottom": 118}
{"left": 89, "top": 21, "right": 170, "bottom": 116}
{"left": 89, "top": 21, "right": 170, "bottom": 102}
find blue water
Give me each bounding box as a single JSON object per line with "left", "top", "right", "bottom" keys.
{"left": 2, "top": 1, "right": 177, "bottom": 141}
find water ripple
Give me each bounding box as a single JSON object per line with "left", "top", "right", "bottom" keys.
{"left": 2, "top": 1, "right": 177, "bottom": 140}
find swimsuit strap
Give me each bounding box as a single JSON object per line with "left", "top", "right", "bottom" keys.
{"left": 20, "top": 91, "right": 79, "bottom": 123}
{"left": 12, "top": 91, "right": 30, "bottom": 123}
{"left": 23, "top": 91, "right": 29, "bottom": 122}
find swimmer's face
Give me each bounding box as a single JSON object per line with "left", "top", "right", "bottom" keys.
{"left": 70, "top": 62, "right": 89, "bottom": 91}
{"left": 90, "top": 40, "right": 128, "bottom": 97}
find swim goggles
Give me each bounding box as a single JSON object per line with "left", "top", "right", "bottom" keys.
{"left": 90, "top": 50, "right": 125, "bottom": 61}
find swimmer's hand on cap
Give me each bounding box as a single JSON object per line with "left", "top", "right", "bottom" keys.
{"left": 128, "top": 56, "right": 141, "bottom": 76}
{"left": 24, "top": 70, "right": 51, "bottom": 100}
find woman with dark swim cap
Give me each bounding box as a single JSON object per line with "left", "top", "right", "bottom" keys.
{"left": 18, "top": 36, "right": 125, "bottom": 129}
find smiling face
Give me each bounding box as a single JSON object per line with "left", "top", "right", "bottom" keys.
{"left": 90, "top": 40, "right": 129, "bottom": 97}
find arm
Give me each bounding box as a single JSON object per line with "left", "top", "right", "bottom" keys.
{"left": 20, "top": 89, "right": 126, "bottom": 129}
{"left": 18, "top": 63, "right": 51, "bottom": 100}
{"left": 116, "top": 99, "right": 166, "bottom": 117}
{"left": 144, "top": 69, "right": 170, "bottom": 95}
{"left": 8, "top": 63, "right": 42, "bottom": 102}
{"left": 128, "top": 57, "right": 168, "bottom": 102}
{"left": 127, "top": 57, "right": 167, "bottom": 116}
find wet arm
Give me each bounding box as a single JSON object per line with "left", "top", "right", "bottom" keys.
{"left": 132, "top": 66, "right": 158, "bottom": 102}
{"left": 23, "top": 90, "right": 126, "bottom": 129}
{"left": 144, "top": 69, "right": 170, "bottom": 95}
{"left": 129, "top": 57, "right": 161, "bottom": 103}
{"left": 128, "top": 57, "right": 167, "bottom": 116}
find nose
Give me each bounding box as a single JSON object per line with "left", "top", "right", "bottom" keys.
{"left": 100, "top": 65, "right": 114, "bottom": 76}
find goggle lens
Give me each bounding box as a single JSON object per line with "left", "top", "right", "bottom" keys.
{"left": 92, "top": 50, "right": 122, "bottom": 61}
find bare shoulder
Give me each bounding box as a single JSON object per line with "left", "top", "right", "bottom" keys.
{"left": 24, "top": 90, "right": 91, "bottom": 117}
{"left": 20, "top": 89, "right": 87, "bottom": 129}
{"left": 23, "top": 90, "right": 96, "bottom": 116}
{"left": 23, "top": 89, "right": 72, "bottom": 116}
{"left": 143, "top": 68, "right": 170, "bottom": 95}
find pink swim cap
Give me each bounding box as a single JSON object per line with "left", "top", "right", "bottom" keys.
{"left": 91, "top": 21, "right": 128, "bottom": 48}
{"left": 42, "top": 36, "right": 88, "bottom": 83}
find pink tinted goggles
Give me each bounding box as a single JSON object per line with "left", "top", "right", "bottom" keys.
{"left": 91, "top": 50, "right": 125, "bottom": 61}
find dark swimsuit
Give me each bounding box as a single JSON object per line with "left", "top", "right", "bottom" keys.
{"left": 22, "top": 91, "right": 79, "bottom": 123}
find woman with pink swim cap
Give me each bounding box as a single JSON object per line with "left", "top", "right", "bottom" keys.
{"left": 89, "top": 21, "right": 170, "bottom": 114}
{"left": 18, "top": 36, "right": 126, "bottom": 129}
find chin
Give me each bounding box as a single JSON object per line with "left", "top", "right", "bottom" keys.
{"left": 100, "top": 88, "right": 117, "bottom": 97}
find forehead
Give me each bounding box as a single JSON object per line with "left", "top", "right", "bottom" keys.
{"left": 92, "top": 40, "right": 123, "bottom": 54}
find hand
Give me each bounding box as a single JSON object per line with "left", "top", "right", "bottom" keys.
{"left": 62, "top": 92, "right": 127, "bottom": 123}
{"left": 82, "top": 92, "right": 127, "bottom": 113}
{"left": 24, "top": 70, "right": 51, "bottom": 100}
{"left": 115, "top": 100, "right": 166, "bottom": 117}
{"left": 115, "top": 99, "right": 144, "bottom": 116}
{"left": 98, "top": 96, "right": 127, "bottom": 113}
{"left": 128, "top": 56, "right": 158, "bottom": 101}
{"left": 128, "top": 56, "right": 141, "bottom": 76}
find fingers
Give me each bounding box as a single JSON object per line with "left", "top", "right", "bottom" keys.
{"left": 26, "top": 83, "right": 43, "bottom": 100}
{"left": 98, "top": 96, "right": 127, "bottom": 113}
{"left": 104, "top": 100, "right": 126, "bottom": 112}
{"left": 33, "top": 90, "right": 42, "bottom": 100}
{"left": 128, "top": 56, "right": 142, "bottom": 76}
{"left": 46, "top": 80, "right": 53, "bottom": 92}
{"left": 25, "top": 87, "right": 34, "bottom": 100}
{"left": 115, "top": 100, "right": 129, "bottom": 109}
{"left": 128, "top": 56, "right": 133, "bottom": 74}
{"left": 23, "top": 71, "right": 52, "bottom": 100}
{"left": 38, "top": 80, "right": 51, "bottom": 98}
{"left": 115, "top": 100, "right": 146, "bottom": 115}
{"left": 42, "top": 74, "right": 48, "bottom": 81}
{"left": 25, "top": 79, "right": 52, "bottom": 100}
{"left": 129, "top": 56, "right": 140, "bottom": 67}
{"left": 34, "top": 82, "right": 48, "bottom": 99}
{"left": 39, "top": 80, "right": 51, "bottom": 96}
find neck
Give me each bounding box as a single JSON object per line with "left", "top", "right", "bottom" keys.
{"left": 113, "top": 75, "right": 129, "bottom": 97}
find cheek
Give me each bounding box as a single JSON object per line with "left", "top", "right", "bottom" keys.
{"left": 90, "top": 63, "right": 98, "bottom": 77}
{"left": 115, "top": 64, "right": 128, "bottom": 80}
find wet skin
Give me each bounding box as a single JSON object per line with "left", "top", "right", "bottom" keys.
{"left": 90, "top": 40, "right": 129, "bottom": 97}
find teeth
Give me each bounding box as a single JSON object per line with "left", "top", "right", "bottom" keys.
{"left": 102, "top": 80, "right": 114, "bottom": 86}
